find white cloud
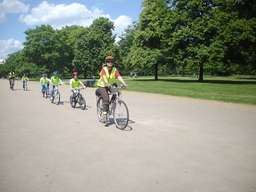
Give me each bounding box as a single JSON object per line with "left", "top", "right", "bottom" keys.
{"left": 0, "top": 0, "right": 29, "bottom": 22}
{"left": 20, "top": 1, "right": 110, "bottom": 29}
{"left": 20, "top": 1, "right": 132, "bottom": 41}
{"left": 0, "top": 39, "right": 23, "bottom": 59}
{"left": 114, "top": 15, "right": 132, "bottom": 41}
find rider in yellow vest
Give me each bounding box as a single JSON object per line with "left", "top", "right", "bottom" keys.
{"left": 96, "top": 55, "right": 127, "bottom": 115}
{"left": 40, "top": 74, "right": 50, "bottom": 97}
{"left": 50, "top": 71, "right": 63, "bottom": 98}
{"left": 21, "top": 74, "right": 29, "bottom": 91}
{"left": 69, "top": 72, "right": 86, "bottom": 93}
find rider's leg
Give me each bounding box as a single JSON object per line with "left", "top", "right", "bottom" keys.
{"left": 98, "top": 87, "right": 109, "bottom": 113}
{"left": 41, "top": 85, "right": 45, "bottom": 96}
{"left": 23, "top": 81, "right": 25, "bottom": 90}
{"left": 51, "top": 85, "right": 55, "bottom": 97}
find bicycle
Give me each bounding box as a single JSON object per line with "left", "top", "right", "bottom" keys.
{"left": 96, "top": 84, "right": 129, "bottom": 129}
{"left": 51, "top": 86, "right": 61, "bottom": 105}
{"left": 70, "top": 88, "right": 86, "bottom": 110}
{"left": 9, "top": 78, "right": 15, "bottom": 90}
{"left": 23, "top": 80, "right": 28, "bottom": 91}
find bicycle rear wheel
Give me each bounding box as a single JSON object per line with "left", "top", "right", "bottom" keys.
{"left": 113, "top": 100, "right": 129, "bottom": 129}
{"left": 96, "top": 97, "right": 104, "bottom": 122}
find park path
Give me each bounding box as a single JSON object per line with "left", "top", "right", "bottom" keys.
{"left": 0, "top": 79, "right": 256, "bottom": 192}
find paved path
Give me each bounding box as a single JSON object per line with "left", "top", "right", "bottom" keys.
{"left": 0, "top": 79, "right": 256, "bottom": 192}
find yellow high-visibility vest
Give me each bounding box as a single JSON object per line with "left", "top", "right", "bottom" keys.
{"left": 96, "top": 67, "right": 118, "bottom": 87}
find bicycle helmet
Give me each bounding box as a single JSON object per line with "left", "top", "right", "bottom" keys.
{"left": 105, "top": 55, "right": 113, "bottom": 62}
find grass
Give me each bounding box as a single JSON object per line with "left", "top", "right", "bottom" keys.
{"left": 125, "top": 76, "right": 256, "bottom": 105}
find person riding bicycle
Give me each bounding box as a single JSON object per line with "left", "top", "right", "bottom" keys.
{"left": 96, "top": 55, "right": 127, "bottom": 117}
{"left": 8, "top": 71, "right": 15, "bottom": 89}
{"left": 69, "top": 72, "right": 86, "bottom": 95}
{"left": 21, "top": 74, "right": 29, "bottom": 90}
{"left": 50, "top": 71, "right": 63, "bottom": 98}
{"left": 40, "top": 74, "right": 50, "bottom": 97}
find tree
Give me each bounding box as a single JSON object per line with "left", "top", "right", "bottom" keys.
{"left": 23, "top": 25, "right": 62, "bottom": 73}
{"left": 118, "top": 23, "right": 137, "bottom": 72}
{"left": 73, "top": 17, "right": 115, "bottom": 78}
{"left": 129, "top": 0, "right": 169, "bottom": 80}
{"left": 57, "top": 26, "right": 87, "bottom": 76}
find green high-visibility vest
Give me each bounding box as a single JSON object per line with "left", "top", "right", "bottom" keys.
{"left": 51, "top": 76, "right": 61, "bottom": 86}
{"left": 40, "top": 77, "right": 49, "bottom": 85}
{"left": 70, "top": 78, "right": 82, "bottom": 89}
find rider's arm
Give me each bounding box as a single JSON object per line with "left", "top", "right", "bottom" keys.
{"left": 69, "top": 79, "right": 74, "bottom": 90}
{"left": 49, "top": 77, "right": 53, "bottom": 84}
{"left": 59, "top": 79, "right": 63, "bottom": 85}
{"left": 79, "top": 80, "right": 86, "bottom": 88}
{"left": 117, "top": 76, "right": 127, "bottom": 87}
{"left": 115, "top": 71, "right": 127, "bottom": 87}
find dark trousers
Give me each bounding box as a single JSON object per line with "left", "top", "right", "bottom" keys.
{"left": 96, "top": 87, "right": 109, "bottom": 112}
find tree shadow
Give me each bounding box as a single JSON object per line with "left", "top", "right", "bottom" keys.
{"left": 133, "top": 78, "right": 256, "bottom": 85}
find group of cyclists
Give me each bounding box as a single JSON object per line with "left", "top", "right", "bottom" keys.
{"left": 8, "top": 71, "right": 29, "bottom": 91}
{"left": 8, "top": 55, "right": 128, "bottom": 124}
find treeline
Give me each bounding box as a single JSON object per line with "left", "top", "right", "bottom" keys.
{"left": 0, "top": 17, "right": 119, "bottom": 79}
{"left": 1, "top": 0, "right": 256, "bottom": 81}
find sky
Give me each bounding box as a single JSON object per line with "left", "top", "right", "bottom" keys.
{"left": 0, "top": 0, "right": 142, "bottom": 62}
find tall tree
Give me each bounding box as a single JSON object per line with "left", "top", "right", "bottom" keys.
{"left": 129, "top": 0, "right": 169, "bottom": 80}
{"left": 73, "top": 17, "right": 115, "bottom": 78}
{"left": 23, "top": 25, "right": 62, "bottom": 73}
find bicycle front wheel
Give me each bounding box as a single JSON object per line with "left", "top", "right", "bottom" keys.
{"left": 54, "top": 92, "right": 60, "bottom": 105}
{"left": 113, "top": 100, "right": 129, "bottom": 129}
{"left": 70, "top": 95, "right": 76, "bottom": 108}
{"left": 79, "top": 95, "right": 86, "bottom": 110}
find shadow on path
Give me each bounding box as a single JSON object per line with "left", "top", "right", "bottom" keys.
{"left": 104, "top": 118, "right": 135, "bottom": 131}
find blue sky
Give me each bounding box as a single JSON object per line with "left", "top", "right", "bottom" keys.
{"left": 0, "top": 0, "right": 142, "bottom": 61}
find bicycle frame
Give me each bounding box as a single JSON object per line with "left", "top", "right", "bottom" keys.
{"left": 52, "top": 86, "right": 59, "bottom": 96}
{"left": 108, "top": 85, "right": 123, "bottom": 115}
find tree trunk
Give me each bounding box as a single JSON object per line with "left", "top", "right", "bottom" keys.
{"left": 198, "top": 62, "right": 204, "bottom": 82}
{"left": 154, "top": 63, "right": 158, "bottom": 81}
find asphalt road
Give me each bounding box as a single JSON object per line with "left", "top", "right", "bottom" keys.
{"left": 0, "top": 79, "right": 256, "bottom": 192}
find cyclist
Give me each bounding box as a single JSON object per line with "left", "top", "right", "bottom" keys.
{"left": 40, "top": 74, "right": 50, "bottom": 97}
{"left": 50, "top": 71, "right": 63, "bottom": 98}
{"left": 70, "top": 72, "right": 86, "bottom": 94}
{"left": 95, "top": 55, "right": 127, "bottom": 118}
{"left": 21, "top": 74, "right": 29, "bottom": 91}
{"left": 8, "top": 71, "right": 15, "bottom": 89}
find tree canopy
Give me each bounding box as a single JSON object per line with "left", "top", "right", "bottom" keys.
{"left": 1, "top": 0, "right": 256, "bottom": 80}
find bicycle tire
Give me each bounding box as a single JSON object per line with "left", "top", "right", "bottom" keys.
{"left": 79, "top": 95, "right": 86, "bottom": 110}
{"left": 70, "top": 95, "right": 76, "bottom": 108}
{"left": 96, "top": 97, "right": 104, "bottom": 122}
{"left": 113, "top": 100, "right": 129, "bottom": 130}
{"left": 55, "top": 92, "right": 60, "bottom": 105}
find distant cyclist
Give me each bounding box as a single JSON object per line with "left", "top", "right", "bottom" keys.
{"left": 70, "top": 72, "right": 86, "bottom": 94}
{"left": 40, "top": 74, "right": 50, "bottom": 97}
{"left": 8, "top": 71, "right": 15, "bottom": 90}
{"left": 21, "top": 74, "right": 29, "bottom": 91}
{"left": 50, "top": 71, "right": 63, "bottom": 98}
{"left": 96, "top": 55, "right": 127, "bottom": 117}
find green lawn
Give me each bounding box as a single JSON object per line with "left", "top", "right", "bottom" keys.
{"left": 125, "top": 76, "right": 256, "bottom": 105}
